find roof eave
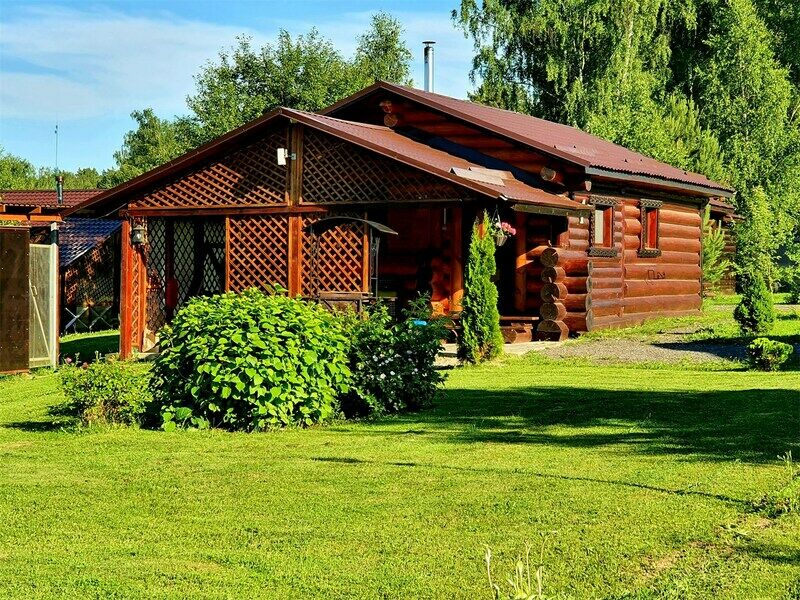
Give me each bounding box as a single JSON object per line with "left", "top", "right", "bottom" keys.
{"left": 585, "top": 167, "right": 735, "bottom": 198}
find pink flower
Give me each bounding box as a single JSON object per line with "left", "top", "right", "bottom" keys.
{"left": 500, "top": 222, "right": 517, "bottom": 235}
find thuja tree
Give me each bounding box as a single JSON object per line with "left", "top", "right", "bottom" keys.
{"left": 458, "top": 213, "right": 504, "bottom": 363}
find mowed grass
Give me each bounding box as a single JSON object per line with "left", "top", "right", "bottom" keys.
{"left": 1, "top": 359, "right": 798, "bottom": 598}
{"left": 3, "top": 301, "right": 800, "bottom": 598}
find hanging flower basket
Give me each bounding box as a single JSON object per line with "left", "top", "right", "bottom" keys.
{"left": 491, "top": 221, "right": 516, "bottom": 247}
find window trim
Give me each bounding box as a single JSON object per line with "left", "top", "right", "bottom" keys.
{"left": 638, "top": 198, "right": 663, "bottom": 258}
{"left": 587, "top": 196, "right": 618, "bottom": 258}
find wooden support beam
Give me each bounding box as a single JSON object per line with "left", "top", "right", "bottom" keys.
{"left": 119, "top": 220, "right": 132, "bottom": 358}
{"left": 287, "top": 214, "right": 302, "bottom": 296}
{"left": 449, "top": 206, "right": 463, "bottom": 312}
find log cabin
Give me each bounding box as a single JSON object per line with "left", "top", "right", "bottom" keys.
{"left": 67, "top": 81, "right": 734, "bottom": 356}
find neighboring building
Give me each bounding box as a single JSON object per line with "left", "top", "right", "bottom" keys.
{"left": 67, "top": 82, "right": 733, "bottom": 356}
{"left": 0, "top": 189, "right": 112, "bottom": 373}
{"left": 59, "top": 218, "right": 122, "bottom": 333}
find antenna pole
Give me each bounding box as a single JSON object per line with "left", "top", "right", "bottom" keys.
{"left": 54, "top": 122, "right": 59, "bottom": 174}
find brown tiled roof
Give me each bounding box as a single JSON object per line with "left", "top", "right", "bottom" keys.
{"left": 68, "top": 108, "right": 587, "bottom": 216}
{"left": 323, "top": 82, "right": 734, "bottom": 197}
{"left": 0, "top": 189, "right": 102, "bottom": 209}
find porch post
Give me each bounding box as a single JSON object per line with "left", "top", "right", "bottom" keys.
{"left": 119, "top": 219, "right": 132, "bottom": 358}
{"left": 449, "top": 206, "right": 463, "bottom": 312}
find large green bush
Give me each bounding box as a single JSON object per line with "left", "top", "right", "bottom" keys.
{"left": 59, "top": 358, "right": 153, "bottom": 425}
{"left": 747, "top": 338, "right": 794, "bottom": 371}
{"left": 342, "top": 298, "right": 448, "bottom": 417}
{"left": 151, "top": 288, "right": 350, "bottom": 431}
{"left": 734, "top": 271, "right": 776, "bottom": 334}
{"left": 459, "top": 213, "right": 504, "bottom": 363}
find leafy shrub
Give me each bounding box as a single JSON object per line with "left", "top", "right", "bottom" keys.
{"left": 151, "top": 288, "right": 350, "bottom": 431}
{"left": 459, "top": 213, "right": 504, "bottom": 363}
{"left": 59, "top": 358, "right": 152, "bottom": 425}
{"left": 734, "top": 272, "right": 775, "bottom": 334}
{"left": 746, "top": 337, "right": 794, "bottom": 371}
{"left": 342, "top": 298, "right": 447, "bottom": 417}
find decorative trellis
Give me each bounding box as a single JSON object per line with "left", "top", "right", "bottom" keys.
{"left": 133, "top": 126, "right": 289, "bottom": 210}
{"left": 227, "top": 215, "right": 289, "bottom": 292}
{"left": 302, "top": 129, "right": 463, "bottom": 204}
{"left": 301, "top": 213, "right": 365, "bottom": 295}
{"left": 62, "top": 239, "right": 117, "bottom": 308}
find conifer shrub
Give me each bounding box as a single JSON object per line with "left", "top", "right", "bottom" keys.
{"left": 151, "top": 288, "right": 350, "bottom": 431}
{"left": 458, "top": 213, "right": 504, "bottom": 363}
{"left": 701, "top": 206, "right": 730, "bottom": 296}
{"left": 734, "top": 271, "right": 776, "bottom": 334}
{"left": 747, "top": 338, "right": 794, "bottom": 371}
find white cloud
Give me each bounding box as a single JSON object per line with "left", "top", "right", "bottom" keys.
{"left": 0, "top": 6, "right": 267, "bottom": 121}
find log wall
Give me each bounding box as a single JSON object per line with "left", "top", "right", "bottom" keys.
{"left": 582, "top": 197, "right": 703, "bottom": 331}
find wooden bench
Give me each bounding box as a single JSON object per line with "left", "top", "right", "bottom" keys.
{"left": 499, "top": 315, "right": 539, "bottom": 344}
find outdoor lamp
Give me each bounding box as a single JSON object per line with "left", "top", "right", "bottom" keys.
{"left": 130, "top": 222, "right": 146, "bottom": 246}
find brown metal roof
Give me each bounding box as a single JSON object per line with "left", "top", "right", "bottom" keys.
{"left": 323, "top": 82, "right": 734, "bottom": 197}
{"left": 68, "top": 107, "right": 587, "bottom": 216}
{"left": 284, "top": 109, "right": 583, "bottom": 211}
{"left": 0, "top": 189, "right": 101, "bottom": 209}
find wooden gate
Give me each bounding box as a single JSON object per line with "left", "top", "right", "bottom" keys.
{"left": 0, "top": 227, "right": 30, "bottom": 373}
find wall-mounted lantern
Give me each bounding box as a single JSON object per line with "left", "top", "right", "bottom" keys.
{"left": 130, "top": 222, "right": 146, "bottom": 246}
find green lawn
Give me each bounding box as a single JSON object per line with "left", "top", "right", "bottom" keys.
{"left": 1, "top": 309, "right": 799, "bottom": 598}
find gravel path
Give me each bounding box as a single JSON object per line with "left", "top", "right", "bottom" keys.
{"left": 538, "top": 337, "right": 746, "bottom": 364}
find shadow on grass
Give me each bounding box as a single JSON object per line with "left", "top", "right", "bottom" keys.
{"left": 2, "top": 402, "right": 79, "bottom": 432}
{"left": 60, "top": 331, "right": 120, "bottom": 363}
{"left": 310, "top": 456, "right": 749, "bottom": 507}
{"left": 370, "top": 385, "right": 800, "bottom": 465}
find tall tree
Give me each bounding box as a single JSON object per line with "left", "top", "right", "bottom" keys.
{"left": 185, "top": 15, "right": 413, "bottom": 146}
{"left": 352, "top": 12, "right": 414, "bottom": 88}
{"left": 99, "top": 109, "right": 190, "bottom": 188}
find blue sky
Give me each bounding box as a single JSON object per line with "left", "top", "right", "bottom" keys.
{"left": 0, "top": 0, "right": 475, "bottom": 172}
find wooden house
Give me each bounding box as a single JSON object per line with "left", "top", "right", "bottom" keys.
{"left": 67, "top": 82, "right": 733, "bottom": 356}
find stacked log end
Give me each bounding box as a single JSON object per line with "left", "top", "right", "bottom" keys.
{"left": 535, "top": 246, "right": 589, "bottom": 340}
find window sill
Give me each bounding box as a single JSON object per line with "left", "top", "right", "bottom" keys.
{"left": 637, "top": 248, "right": 662, "bottom": 258}
{"left": 588, "top": 247, "right": 618, "bottom": 258}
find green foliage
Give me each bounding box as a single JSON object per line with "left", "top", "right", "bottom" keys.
{"left": 746, "top": 337, "right": 794, "bottom": 370}
{"left": 735, "top": 187, "right": 777, "bottom": 285}
{"left": 184, "top": 15, "right": 412, "bottom": 146}
{"left": 0, "top": 146, "right": 100, "bottom": 190}
{"left": 99, "top": 109, "right": 192, "bottom": 188}
{"left": 151, "top": 288, "right": 350, "bottom": 431}
{"left": 342, "top": 298, "right": 447, "bottom": 417}
{"left": 455, "top": 0, "right": 800, "bottom": 278}
{"left": 459, "top": 213, "right": 504, "bottom": 363}
{"left": 734, "top": 272, "right": 776, "bottom": 334}
{"left": 486, "top": 539, "right": 552, "bottom": 600}
{"left": 58, "top": 358, "right": 153, "bottom": 425}
{"left": 701, "top": 206, "right": 731, "bottom": 295}
{"left": 351, "top": 12, "right": 413, "bottom": 89}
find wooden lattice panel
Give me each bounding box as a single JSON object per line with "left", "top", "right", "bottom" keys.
{"left": 132, "top": 126, "right": 289, "bottom": 210}
{"left": 130, "top": 245, "right": 145, "bottom": 352}
{"left": 227, "top": 215, "right": 289, "bottom": 292}
{"left": 302, "top": 129, "right": 463, "bottom": 204}
{"left": 301, "top": 214, "right": 365, "bottom": 295}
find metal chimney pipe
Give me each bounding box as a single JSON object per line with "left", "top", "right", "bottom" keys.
{"left": 423, "top": 41, "right": 435, "bottom": 92}
{"left": 56, "top": 175, "right": 64, "bottom": 206}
